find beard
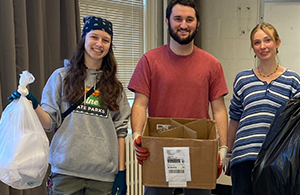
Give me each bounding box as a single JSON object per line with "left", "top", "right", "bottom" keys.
{"left": 168, "top": 22, "right": 198, "bottom": 45}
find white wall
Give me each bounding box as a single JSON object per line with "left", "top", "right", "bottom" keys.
{"left": 199, "top": 0, "right": 260, "bottom": 114}
{"left": 198, "top": 0, "right": 261, "bottom": 185}
{"left": 263, "top": 2, "right": 300, "bottom": 74}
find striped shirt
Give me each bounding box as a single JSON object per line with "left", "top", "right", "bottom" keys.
{"left": 229, "top": 69, "right": 300, "bottom": 167}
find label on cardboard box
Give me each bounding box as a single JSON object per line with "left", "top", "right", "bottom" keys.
{"left": 163, "top": 147, "right": 191, "bottom": 187}
{"left": 156, "top": 124, "right": 171, "bottom": 134}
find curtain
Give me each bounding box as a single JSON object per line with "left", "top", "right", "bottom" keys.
{"left": 0, "top": 0, "right": 80, "bottom": 194}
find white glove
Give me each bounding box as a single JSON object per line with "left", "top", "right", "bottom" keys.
{"left": 219, "top": 145, "right": 228, "bottom": 166}
{"left": 132, "top": 131, "right": 149, "bottom": 165}
{"left": 132, "top": 132, "right": 142, "bottom": 141}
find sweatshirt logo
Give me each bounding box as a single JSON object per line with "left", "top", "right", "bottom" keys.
{"left": 74, "top": 88, "right": 108, "bottom": 118}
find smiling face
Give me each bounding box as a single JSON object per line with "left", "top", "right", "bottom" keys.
{"left": 84, "top": 30, "right": 111, "bottom": 65}
{"left": 166, "top": 4, "right": 199, "bottom": 45}
{"left": 252, "top": 29, "right": 280, "bottom": 61}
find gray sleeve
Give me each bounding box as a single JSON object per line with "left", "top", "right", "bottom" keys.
{"left": 111, "top": 90, "right": 131, "bottom": 138}
{"left": 40, "top": 68, "right": 67, "bottom": 132}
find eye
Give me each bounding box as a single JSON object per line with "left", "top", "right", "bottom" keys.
{"left": 265, "top": 38, "right": 271, "bottom": 43}
{"left": 173, "top": 17, "right": 181, "bottom": 22}
{"left": 103, "top": 39, "right": 111, "bottom": 44}
{"left": 253, "top": 41, "right": 260, "bottom": 46}
{"left": 186, "top": 18, "right": 195, "bottom": 23}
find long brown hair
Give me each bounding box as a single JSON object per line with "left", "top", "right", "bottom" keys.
{"left": 63, "top": 36, "right": 123, "bottom": 111}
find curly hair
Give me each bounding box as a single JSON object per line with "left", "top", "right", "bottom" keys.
{"left": 63, "top": 36, "right": 123, "bottom": 111}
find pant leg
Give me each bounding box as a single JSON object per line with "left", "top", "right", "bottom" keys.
{"left": 144, "top": 186, "right": 174, "bottom": 195}
{"left": 85, "top": 179, "right": 114, "bottom": 195}
{"left": 183, "top": 188, "right": 211, "bottom": 195}
{"left": 231, "top": 160, "right": 255, "bottom": 195}
{"left": 48, "top": 173, "right": 84, "bottom": 195}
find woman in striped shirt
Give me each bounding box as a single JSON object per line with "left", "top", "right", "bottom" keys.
{"left": 227, "top": 22, "right": 300, "bottom": 195}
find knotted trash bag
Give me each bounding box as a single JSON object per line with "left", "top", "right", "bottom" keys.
{"left": 0, "top": 70, "right": 49, "bottom": 189}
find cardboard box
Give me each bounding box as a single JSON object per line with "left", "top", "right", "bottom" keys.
{"left": 141, "top": 117, "right": 218, "bottom": 189}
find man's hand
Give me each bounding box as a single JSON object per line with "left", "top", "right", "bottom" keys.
{"left": 217, "top": 145, "right": 228, "bottom": 178}
{"left": 8, "top": 90, "right": 39, "bottom": 109}
{"left": 112, "top": 170, "right": 127, "bottom": 195}
{"left": 219, "top": 145, "right": 228, "bottom": 166}
{"left": 133, "top": 132, "right": 150, "bottom": 165}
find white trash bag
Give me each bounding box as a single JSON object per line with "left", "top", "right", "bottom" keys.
{"left": 0, "top": 70, "right": 49, "bottom": 189}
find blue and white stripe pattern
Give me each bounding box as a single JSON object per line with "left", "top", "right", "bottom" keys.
{"left": 229, "top": 69, "right": 300, "bottom": 168}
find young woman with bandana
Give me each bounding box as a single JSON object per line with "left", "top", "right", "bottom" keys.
{"left": 9, "top": 16, "right": 130, "bottom": 195}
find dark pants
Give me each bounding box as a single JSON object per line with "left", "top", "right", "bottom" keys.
{"left": 47, "top": 173, "right": 113, "bottom": 195}
{"left": 231, "top": 160, "right": 255, "bottom": 195}
{"left": 144, "top": 186, "right": 211, "bottom": 195}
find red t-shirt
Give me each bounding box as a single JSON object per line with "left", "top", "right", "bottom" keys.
{"left": 128, "top": 44, "right": 228, "bottom": 119}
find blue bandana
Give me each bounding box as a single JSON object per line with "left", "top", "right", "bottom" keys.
{"left": 81, "top": 16, "right": 113, "bottom": 39}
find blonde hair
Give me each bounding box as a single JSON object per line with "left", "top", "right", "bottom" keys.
{"left": 250, "top": 22, "right": 280, "bottom": 48}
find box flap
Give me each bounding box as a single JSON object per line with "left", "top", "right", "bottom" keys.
{"left": 158, "top": 126, "right": 197, "bottom": 139}
{"left": 207, "top": 120, "right": 217, "bottom": 140}
{"left": 184, "top": 119, "right": 208, "bottom": 139}
{"left": 143, "top": 117, "right": 173, "bottom": 137}
{"left": 172, "top": 118, "right": 198, "bottom": 125}
{"left": 170, "top": 119, "right": 185, "bottom": 127}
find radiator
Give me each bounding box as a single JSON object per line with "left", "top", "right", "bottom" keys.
{"left": 126, "top": 133, "right": 144, "bottom": 195}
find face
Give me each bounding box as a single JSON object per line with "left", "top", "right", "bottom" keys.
{"left": 252, "top": 29, "right": 280, "bottom": 61}
{"left": 84, "top": 30, "right": 111, "bottom": 63}
{"left": 166, "top": 4, "right": 199, "bottom": 45}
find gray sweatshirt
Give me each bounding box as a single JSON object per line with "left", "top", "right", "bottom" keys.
{"left": 41, "top": 60, "right": 130, "bottom": 182}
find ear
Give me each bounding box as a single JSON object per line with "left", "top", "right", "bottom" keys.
{"left": 276, "top": 38, "right": 281, "bottom": 49}
{"left": 165, "top": 18, "right": 169, "bottom": 28}
{"left": 196, "top": 21, "right": 200, "bottom": 31}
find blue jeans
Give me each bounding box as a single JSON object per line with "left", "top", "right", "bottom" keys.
{"left": 231, "top": 160, "right": 255, "bottom": 195}
{"left": 144, "top": 186, "right": 211, "bottom": 195}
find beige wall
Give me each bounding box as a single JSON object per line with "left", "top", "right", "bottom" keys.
{"left": 199, "top": 0, "right": 260, "bottom": 114}
{"left": 198, "top": 0, "right": 261, "bottom": 185}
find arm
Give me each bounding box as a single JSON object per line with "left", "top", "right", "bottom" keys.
{"left": 112, "top": 91, "right": 130, "bottom": 195}
{"left": 131, "top": 92, "right": 149, "bottom": 137}
{"left": 211, "top": 96, "right": 228, "bottom": 147}
{"left": 223, "top": 118, "right": 238, "bottom": 176}
{"left": 35, "top": 105, "right": 51, "bottom": 130}
{"left": 211, "top": 95, "right": 228, "bottom": 175}
{"left": 118, "top": 137, "right": 126, "bottom": 170}
{"left": 112, "top": 90, "right": 130, "bottom": 168}
{"left": 131, "top": 91, "right": 150, "bottom": 164}
{"left": 227, "top": 119, "right": 239, "bottom": 151}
